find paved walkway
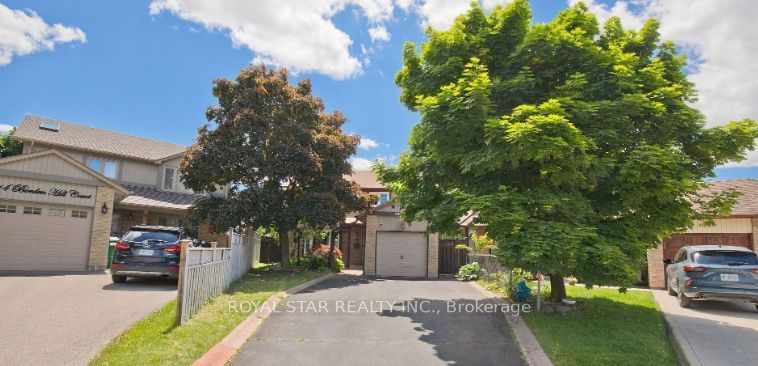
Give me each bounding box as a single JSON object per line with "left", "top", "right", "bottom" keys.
{"left": 0, "top": 272, "right": 176, "bottom": 365}
{"left": 652, "top": 290, "right": 758, "bottom": 366}
{"left": 232, "top": 276, "right": 525, "bottom": 365}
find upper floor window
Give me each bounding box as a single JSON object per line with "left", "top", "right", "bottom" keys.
{"left": 163, "top": 167, "right": 176, "bottom": 190}
{"left": 378, "top": 193, "right": 389, "bottom": 206}
{"left": 87, "top": 157, "right": 118, "bottom": 179}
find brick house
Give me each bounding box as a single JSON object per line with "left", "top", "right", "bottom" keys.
{"left": 0, "top": 115, "right": 230, "bottom": 272}
{"left": 647, "top": 179, "right": 758, "bottom": 288}
{"left": 339, "top": 171, "right": 439, "bottom": 278}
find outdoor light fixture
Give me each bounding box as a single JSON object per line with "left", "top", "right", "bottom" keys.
{"left": 101, "top": 203, "right": 108, "bottom": 214}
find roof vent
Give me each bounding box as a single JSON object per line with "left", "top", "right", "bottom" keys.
{"left": 39, "top": 121, "right": 60, "bottom": 132}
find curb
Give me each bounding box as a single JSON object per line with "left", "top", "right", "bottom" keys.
{"left": 192, "top": 272, "right": 336, "bottom": 366}
{"left": 468, "top": 281, "right": 553, "bottom": 366}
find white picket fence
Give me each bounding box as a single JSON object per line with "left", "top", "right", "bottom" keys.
{"left": 176, "top": 230, "right": 260, "bottom": 324}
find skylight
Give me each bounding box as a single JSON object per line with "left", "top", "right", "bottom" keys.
{"left": 39, "top": 121, "right": 60, "bottom": 132}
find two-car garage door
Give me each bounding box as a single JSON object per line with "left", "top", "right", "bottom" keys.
{"left": 376, "top": 232, "right": 427, "bottom": 277}
{"left": 0, "top": 200, "right": 92, "bottom": 271}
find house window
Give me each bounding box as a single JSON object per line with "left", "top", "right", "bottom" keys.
{"left": 378, "top": 193, "right": 389, "bottom": 205}
{"left": 48, "top": 208, "right": 65, "bottom": 217}
{"left": 87, "top": 157, "right": 118, "bottom": 179}
{"left": 0, "top": 205, "right": 17, "bottom": 213}
{"left": 23, "top": 207, "right": 42, "bottom": 215}
{"left": 163, "top": 167, "right": 175, "bottom": 190}
{"left": 71, "top": 210, "right": 88, "bottom": 219}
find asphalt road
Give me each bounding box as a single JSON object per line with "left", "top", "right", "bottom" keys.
{"left": 652, "top": 290, "right": 758, "bottom": 366}
{"left": 232, "top": 276, "right": 525, "bottom": 366}
{"left": 0, "top": 272, "right": 176, "bottom": 365}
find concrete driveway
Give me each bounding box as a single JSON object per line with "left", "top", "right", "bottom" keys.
{"left": 652, "top": 290, "right": 758, "bottom": 366}
{"left": 0, "top": 272, "right": 176, "bottom": 366}
{"left": 233, "top": 276, "right": 525, "bottom": 366}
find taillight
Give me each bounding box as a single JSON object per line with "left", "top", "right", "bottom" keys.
{"left": 163, "top": 245, "right": 181, "bottom": 255}
{"left": 683, "top": 265, "right": 707, "bottom": 273}
{"left": 116, "top": 241, "right": 130, "bottom": 250}
{"left": 685, "top": 279, "right": 693, "bottom": 287}
{"left": 752, "top": 269, "right": 758, "bottom": 274}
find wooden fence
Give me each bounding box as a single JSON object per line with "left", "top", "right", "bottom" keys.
{"left": 176, "top": 231, "right": 260, "bottom": 324}
{"left": 468, "top": 253, "right": 504, "bottom": 280}
{"left": 438, "top": 239, "right": 469, "bottom": 275}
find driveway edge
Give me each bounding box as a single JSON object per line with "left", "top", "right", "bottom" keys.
{"left": 652, "top": 291, "right": 697, "bottom": 366}
{"left": 468, "top": 281, "right": 553, "bottom": 366}
{"left": 193, "top": 272, "right": 336, "bottom": 366}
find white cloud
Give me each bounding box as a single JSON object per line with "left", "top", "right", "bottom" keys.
{"left": 0, "top": 4, "right": 86, "bottom": 66}
{"left": 368, "top": 25, "right": 391, "bottom": 42}
{"left": 359, "top": 137, "right": 380, "bottom": 149}
{"left": 575, "top": 0, "right": 758, "bottom": 167}
{"left": 350, "top": 157, "right": 374, "bottom": 170}
{"left": 150, "top": 0, "right": 403, "bottom": 79}
{"left": 415, "top": 0, "right": 513, "bottom": 30}
{"left": 0, "top": 124, "right": 14, "bottom": 134}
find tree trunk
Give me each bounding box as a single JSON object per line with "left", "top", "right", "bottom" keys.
{"left": 549, "top": 274, "right": 567, "bottom": 303}
{"left": 279, "top": 228, "right": 290, "bottom": 270}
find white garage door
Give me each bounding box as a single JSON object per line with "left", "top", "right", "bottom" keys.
{"left": 0, "top": 201, "right": 92, "bottom": 271}
{"left": 376, "top": 232, "right": 427, "bottom": 277}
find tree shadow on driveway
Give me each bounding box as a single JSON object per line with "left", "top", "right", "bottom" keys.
{"left": 377, "top": 297, "right": 526, "bottom": 366}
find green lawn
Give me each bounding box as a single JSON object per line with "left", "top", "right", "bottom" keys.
{"left": 478, "top": 280, "right": 679, "bottom": 366}
{"left": 91, "top": 268, "right": 327, "bottom": 366}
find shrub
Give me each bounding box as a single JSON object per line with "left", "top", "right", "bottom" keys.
{"left": 457, "top": 262, "right": 483, "bottom": 281}
{"left": 311, "top": 244, "right": 342, "bottom": 259}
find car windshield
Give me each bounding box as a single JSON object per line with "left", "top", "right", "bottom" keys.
{"left": 693, "top": 250, "right": 758, "bottom": 265}
{"left": 122, "top": 230, "right": 179, "bottom": 243}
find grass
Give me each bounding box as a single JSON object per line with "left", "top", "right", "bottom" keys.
{"left": 90, "top": 267, "right": 327, "bottom": 366}
{"left": 478, "top": 279, "right": 679, "bottom": 366}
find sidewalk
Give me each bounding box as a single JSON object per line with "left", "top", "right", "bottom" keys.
{"left": 651, "top": 290, "right": 758, "bottom": 366}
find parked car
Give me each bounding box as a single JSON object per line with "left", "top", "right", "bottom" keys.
{"left": 110, "top": 225, "right": 196, "bottom": 283}
{"left": 664, "top": 245, "right": 758, "bottom": 311}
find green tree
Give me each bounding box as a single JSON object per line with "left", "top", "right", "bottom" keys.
{"left": 0, "top": 127, "right": 22, "bottom": 158}
{"left": 181, "top": 65, "right": 373, "bottom": 269}
{"left": 379, "top": 1, "right": 758, "bottom": 301}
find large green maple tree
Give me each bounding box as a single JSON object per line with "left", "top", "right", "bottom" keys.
{"left": 378, "top": 0, "right": 758, "bottom": 300}
{"left": 181, "top": 65, "right": 372, "bottom": 269}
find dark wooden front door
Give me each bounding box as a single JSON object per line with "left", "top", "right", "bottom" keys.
{"left": 662, "top": 233, "right": 753, "bottom": 260}
{"left": 438, "top": 240, "right": 469, "bottom": 275}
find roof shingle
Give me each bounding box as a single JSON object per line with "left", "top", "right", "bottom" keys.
{"left": 119, "top": 185, "right": 205, "bottom": 211}
{"left": 700, "top": 179, "right": 758, "bottom": 217}
{"left": 14, "top": 115, "right": 186, "bottom": 162}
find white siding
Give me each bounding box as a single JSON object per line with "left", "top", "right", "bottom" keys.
{"left": 120, "top": 160, "right": 158, "bottom": 186}
{"left": 686, "top": 218, "right": 753, "bottom": 234}
{"left": 1, "top": 154, "right": 93, "bottom": 180}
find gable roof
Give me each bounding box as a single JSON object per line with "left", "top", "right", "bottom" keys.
{"left": 346, "top": 170, "right": 386, "bottom": 190}
{"left": 13, "top": 115, "right": 187, "bottom": 162}
{"left": 700, "top": 179, "right": 758, "bottom": 217}
{"left": 0, "top": 149, "right": 130, "bottom": 196}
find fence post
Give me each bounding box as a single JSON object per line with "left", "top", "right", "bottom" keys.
{"left": 175, "top": 239, "right": 190, "bottom": 325}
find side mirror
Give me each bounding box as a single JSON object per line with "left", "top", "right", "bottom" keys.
{"left": 662, "top": 259, "right": 673, "bottom": 265}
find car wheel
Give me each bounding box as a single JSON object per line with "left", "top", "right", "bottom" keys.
{"left": 111, "top": 275, "right": 127, "bottom": 283}
{"left": 678, "top": 290, "right": 692, "bottom": 308}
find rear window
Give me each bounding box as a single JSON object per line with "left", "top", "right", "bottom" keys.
{"left": 693, "top": 250, "right": 758, "bottom": 265}
{"left": 122, "top": 230, "right": 179, "bottom": 243}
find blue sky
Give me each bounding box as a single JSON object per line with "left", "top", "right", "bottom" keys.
{"left": 1, "top": 1, "right": 756, "bottom": 179}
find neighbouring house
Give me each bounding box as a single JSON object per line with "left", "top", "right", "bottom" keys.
{"left": 0, "top": 116, "right": 236, "bottom": 272}
{"left": 647, "top": 179, "right": 758, "bottom": 288}
{"left": 340, "top": 171, "right": 439, "bottom": 278}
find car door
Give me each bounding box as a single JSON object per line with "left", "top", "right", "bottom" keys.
{"left": 667, "top": 249, "right": 686, "bottom": 289}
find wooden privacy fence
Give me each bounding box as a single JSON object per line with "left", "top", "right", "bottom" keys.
{"left": 438, "top": 239, "right": 469, "bottom": 275}
{"left": 468, "top": 253, "right": 505, "bottom": 280}
{"left": 176, "top": 231, "right": 260, "bottom": 324}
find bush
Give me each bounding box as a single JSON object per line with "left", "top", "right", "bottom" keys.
{"left": 291, "top": 245, "right": 344, "bottom": 271}
{"left": 457, "top": 262, "right": 483, "bottom": 281}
